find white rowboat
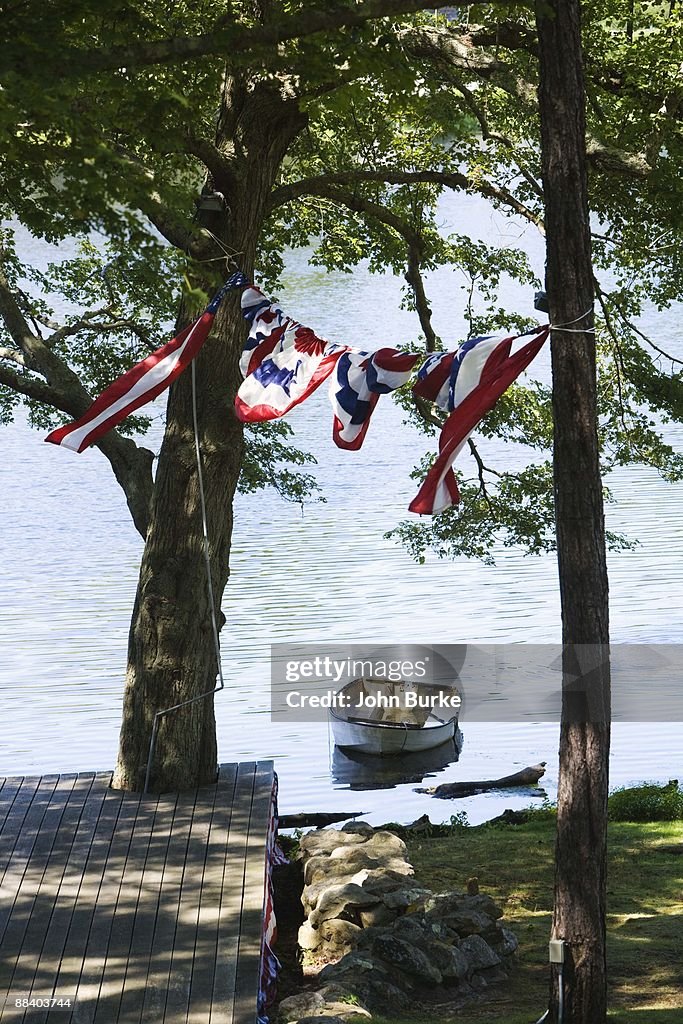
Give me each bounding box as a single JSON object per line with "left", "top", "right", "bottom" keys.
{"left": 329, "top": 677, "right": 461, "bottom": 756}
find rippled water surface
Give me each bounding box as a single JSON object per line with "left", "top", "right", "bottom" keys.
{"left": 2, "top": 196, "right": 682, "bottom": 824}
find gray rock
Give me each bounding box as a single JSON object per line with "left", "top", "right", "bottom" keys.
{"left": 304, "top": 854, "right": 362, "bottom": 887}
{"left": 423, "top": 919, "right": 459, "bottom": 942}
{"left": 319, "top": 1003, "right": 371, "bottom": 1020}
{"left": 421, "top": 938, "right": 469, "bottom": 981}
{"left": 491, "top": 926, "right": 519, "bottom": 958}
{"left": 318, "top": 984, "right": 369, "bottom": 1009}
{"left": 361, "top": 979, "right": 412, "bottom": 1011}
{"left": 392, "top": 916, "right": 429, "bottom": 943}
{"left": 350, "top": 867, "right": 416, "bottom": 894}
{"left": 296, "top": 1017, "right": 348, "bottom": 1024}
{"left": 319, "top": 919, "right": 363, "bottom": 958}
{"left": 459, "top": 934, "right": 502, "bottom": 972}
{"left": 300, "top": 829, "right": 371, "bottom": 857}
{"left": 423, "top": 891, "right": 466, "bottom": 914}
{"left": 278, "top": 991, "right": 326, "bottom": 1021}
{"left": 340, "top": 821, "right": 374, "bottom": 836}
{"left": 298, "top": 921, "right": 321, "bottom": 951}
{"left": 310, "top": 883, "right": 379, "bottom": 927}
{"left": 448, "top": 908, "right": 495, "bottom": 936}
{"left": 372, "top": 934, "right": 442, "bottom": 985}
{"left": 359, "top": 903, "right": 397, "bottom": 928}
{"left": 426, "top": 893, "right": 502, "bottom": 937}
{"left": 381, "top": 886, "right": 431, "bottom": 911}
{"left": 327, "top": 848, "right": 413, "bottom": 877}
{"left": 319, "top": 951, "right": 389, "bottom": 985}
{"left": 329, "top": 830, "right": 407, "bottom": 861}
{"left": 303, "top": 871, "right": 360, "bottom": 910}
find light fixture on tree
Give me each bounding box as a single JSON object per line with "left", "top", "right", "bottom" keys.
{"left": 196, "top": 190, "right": 226, "bottom": 213}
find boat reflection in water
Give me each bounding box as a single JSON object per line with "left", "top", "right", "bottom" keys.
{"left": 332, "top": 730, "right": 463, "bottom": 791}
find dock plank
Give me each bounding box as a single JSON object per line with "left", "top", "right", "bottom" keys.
{"left": 0, "top": 778, "right": 26, "bottom": 835}
{"left": 163, "top": 778, "right": 220, "bottom": 1023}
{"left": 209, "top": 762, "right": 257, "bottom": 1024}
{"left": 0, "top": 764, "right": 275, "bottom": 1024}
{"left": 233, "top": 763, "right": 275, "bottom": 1024}
{"left": 28, "top": 774, "right": 109, "bottom": 1023}
{"left": 13, "top": 774, "right": 98, "bottom": 1011}
{"left": 90, "top": 791, "right": 161, "bottom": 1024}
{"left": 138, "top": 789, "right": 199, "bottom": 1024}
{"left": 71, "top": 790, "right": 142, "bottom": 1024}
{"left": 48, "top": 782, "right": 125, "bottom": 1012}
{"left": 0, "top": 774, "right": 78, "bottom": 1008}
{"left": 115, "top": 790, "right": 178, "bottom": 1024}
{"left": 0, "top": 776, "right": 55, "bottom": 892}
{"left": 186, "top": 765, "right": 238, "bottom": 1024}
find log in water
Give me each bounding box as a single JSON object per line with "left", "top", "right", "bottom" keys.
{"left": 418, "top": 763, "right": 547, "bottom": 799}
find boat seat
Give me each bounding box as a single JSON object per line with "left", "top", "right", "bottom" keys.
{"left": 344, "top": 714, "right": 423, "bottom": 729}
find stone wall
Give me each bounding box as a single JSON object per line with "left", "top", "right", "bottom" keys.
{"left": 277, "top": 822, "right": 518, "bottom": 1024}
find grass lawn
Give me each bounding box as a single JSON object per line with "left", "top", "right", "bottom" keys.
{"left": 362, "top": 818, "right": 682, "bottom": 1024}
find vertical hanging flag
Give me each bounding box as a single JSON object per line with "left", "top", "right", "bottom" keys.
{"left": 45, "top": 272, "right": 248, "bottom": 453}
{"left": 330, "top": 348, "right": 420, "bottom": 450}
{"left": 235, "top": 286, "right": 347, "bottom": 422}
{"left": 409, "top": 327, "right": 550, "bottom": 515}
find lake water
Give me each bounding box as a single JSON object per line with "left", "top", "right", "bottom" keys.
{"left": 1, "top": 194, "right": 682, "bottom": 825}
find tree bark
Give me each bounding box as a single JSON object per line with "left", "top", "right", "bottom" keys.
{"left": 536, "top": 3, "right": 611, "bottom": 1022}
{"left": 112, "top": 79, "right": 307, "bottom": 792}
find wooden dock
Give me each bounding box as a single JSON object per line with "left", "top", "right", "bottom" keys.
{"left": 0, "top": 761, "right": 276, "bottom": 1023}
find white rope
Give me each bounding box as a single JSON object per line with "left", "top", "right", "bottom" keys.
{"left": 550, "top": 306, "right": 596, "bottom": 333}
{"left": 143, "top": 357, "right": 225, "bottom": 793}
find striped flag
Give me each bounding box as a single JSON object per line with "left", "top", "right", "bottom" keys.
{"left": 409, "top": 327, "right": 550, "bottom": 514}
{"left": 45, "top": 272, "right": 248, "bottom": 453}
{"left": 330, "top": 348, "right": 420, "bottom": 450}
{"left": 235, "top": 286, "right": 346, "bottom": 423}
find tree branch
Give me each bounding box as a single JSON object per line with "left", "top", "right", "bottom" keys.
{"left": 112, "top": 146, "right": 217, "bottom": 258}
{"left": 47, "top": 316, "right": 157, "bottom": 352}
{"left": 1, "top": 0, "right": 515, "bottom": 77}
{"left": 270, "top": 169, "right": 545, "bottom": 230}
{"left": 405, "top": 242, "right": 437, "bottom": 351}
{"left": 401, "top": 25, "right": 653, "bottom": 178}
{"left": 0, "top": 347, "right": 26, "bottom": 366}
{"left": 183, "top": 133, "right": 238, "bottom": 193}
{"left": 0, "top": 364, "right": 64, "bottom": 406}
{"left": 0, "top": 263, "right": 154, "bottom": 537}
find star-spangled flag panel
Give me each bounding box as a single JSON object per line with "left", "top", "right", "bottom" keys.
{"left": 44, "top": 272, "right": 249, "bottom": 453}
{"left": 409, "top": 327, "right": 550, "bottom": 515}
{"left": 330, "top": 348, "right": 420, "bottom": 450}
{"left": 235, "top": 285, "right": 348, "bottom": 423}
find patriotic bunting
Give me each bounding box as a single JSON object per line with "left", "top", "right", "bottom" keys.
{"left": 409, "top": 327, "right": 550, "bottom": 515}
{"left": 43, "top": 267, "right": 550, "bottom": 519}
{"left": 234, "top": 286, "right": 346, "bottom": 423}
{"left": 45, "top": 272, "right": 248, "bottom": 453}
{"left": 330, "top": 348, "right": 420, "bottom": 450}
{"left": 235, "top": 285, "right": 549, "bottom": 515}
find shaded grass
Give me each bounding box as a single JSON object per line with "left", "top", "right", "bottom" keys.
{"left": 365, "top": 819, "right": 683, "bottom": 1023}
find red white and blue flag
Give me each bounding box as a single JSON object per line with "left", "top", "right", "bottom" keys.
{"left": 235, "top": 286, "right": 346, "bottom": 423}
{"left": 330, "top": 348, "right": 420, "bottom": 450}
{"left": 45, "top": 272, "right": 248, "bottom": 452}
{"left": 409, "top": 326, "right": 550, "bottom": 514}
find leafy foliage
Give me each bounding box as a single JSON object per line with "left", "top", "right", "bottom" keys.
{"left": 608, "top": 781, "right": 683, "bottom": 822}
{"left": 1, "top": 0, "right": 683, "bottom": 558}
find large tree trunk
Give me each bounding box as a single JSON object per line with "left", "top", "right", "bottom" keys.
{"left": 113, "top": 79, "right": 306, "bottom": 792}
{"left": 536, "top": 2, "right": 612, "bottom": 1022}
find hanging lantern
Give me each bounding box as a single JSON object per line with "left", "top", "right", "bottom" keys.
{"left": 197, "top": 191, "right": 226, "bottom": 213}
